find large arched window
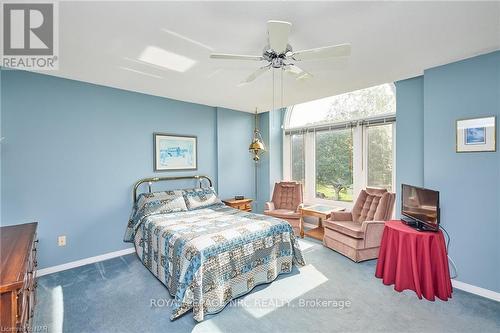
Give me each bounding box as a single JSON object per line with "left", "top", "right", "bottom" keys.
{"left": 283, "top": 83, "right": 396, "bottom": 206}
{"left": 285, "top": 83, "right": 395, "bottom": 129}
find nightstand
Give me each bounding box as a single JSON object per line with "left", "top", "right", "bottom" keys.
{"left": 222, "top": 198, "right": 253, "bottom": 212}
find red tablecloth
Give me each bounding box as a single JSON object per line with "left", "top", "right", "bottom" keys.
{"left": 375, "top": 221, "right": 453, "bottom": 301}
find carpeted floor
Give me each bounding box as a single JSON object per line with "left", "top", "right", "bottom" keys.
{"left": 34, "top": 238, "right": 500, "bottom": 333}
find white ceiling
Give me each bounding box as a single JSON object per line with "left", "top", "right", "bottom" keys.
{"left": 38, "top": 1, "right": 500, "bottom": 113}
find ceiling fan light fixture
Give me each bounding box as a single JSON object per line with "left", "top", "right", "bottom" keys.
{"left": 209, "top": 19, "right": 350, "bottom": 85}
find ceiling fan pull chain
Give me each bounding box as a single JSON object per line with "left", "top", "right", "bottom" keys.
{"left": 272, "top": 67, "right": 275, "bottom": 112}
{"left": 281, "top": 67, "right": 284, "bottom": 110}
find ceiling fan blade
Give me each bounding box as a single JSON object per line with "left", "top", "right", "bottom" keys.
{"left": 210, "top": 53, "right": 263, "bottom": 61}
{"left": 292, "top": 44, "right": 351, "bottom": 61}
{"left": 267, "top": 20, "right": 292, "bottom": 54}
{"left": 239, "top": 65, "right": 271, "bottom": 85}
{"left": 285, "top": 65, "right": 313, "bottom": 80}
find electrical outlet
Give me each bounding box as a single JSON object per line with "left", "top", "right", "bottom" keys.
{"left": 58, "top": 235, "right": 66, "bottom": 246}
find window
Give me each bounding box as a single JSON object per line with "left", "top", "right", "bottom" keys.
{"left": 367, "top": 124, "right": 393, "bottom": 190}
{"left": 291, "top": 134, "right": 305, "bottom": 184}
{"left": 315, "top": 129, "right": 353, "bottom": 201}
{"left": 284, "top": 83, "right": 396, "bottom": 206}
{"left": 286, "top": 83, "right": 395, "bottom": 129}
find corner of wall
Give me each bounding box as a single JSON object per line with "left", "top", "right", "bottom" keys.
{"left": 421, "top": 51, "right": 499, "bottom": 293}
{"left": 0, "top": 67, "right": 2, "bottom": 226}
{"left": 216, "top": 107, "right": 256, "bottom": 202}
{"left": 255, "top": 109, "right": 284, "bottom": 213}
{"left": 394, "top": 75, "right": 424, "bottom": 217}
{"left": 396, "top": 51, "right": 500, "bottom": 293}
{"left": 255, "top": 112, "right": 270, "bottom": 213}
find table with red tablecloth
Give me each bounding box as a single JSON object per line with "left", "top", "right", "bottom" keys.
{"left": 375, "top": 220, "right": 453, "bottom": 301}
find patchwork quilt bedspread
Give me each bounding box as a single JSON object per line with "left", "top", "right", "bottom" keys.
{"left": 125, "top": 204, "right": 305, "bottom": 321}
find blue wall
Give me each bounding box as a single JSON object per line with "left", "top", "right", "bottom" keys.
{"left": 255, "top": 112, "right": 269, "bottom": 213}
{"left": 1, "top": 70, "right": 254, "bottom": 269}
{"left": 255, "top": 109, "right": 283, "bottom": 213}
{"left": 269, "top": 109, "right": 284, "bottom": 198}
{"left": 423, "top": 51, "right": 499, "bottom": 293}
{"left": 216, "top": 107, "right": 255, "bottom": 202}
{"left": 395, "top": 76, "right": 424, "bottom": 216}
{"left": 0, "top": 69, "right": 2, "bottom": 221}
{"left": 396, "top": 51, "right": 499, "bottom": 292}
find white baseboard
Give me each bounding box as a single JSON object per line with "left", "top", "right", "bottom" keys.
{"left": 37, "top": 247, "right": 135, "bottom": 277}
{"left": 452, "top": 279, "right": 500, "bottom": 302}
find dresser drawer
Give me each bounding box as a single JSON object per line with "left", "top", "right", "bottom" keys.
{"left": 17, "top": 287, "right": 28, "bottom": 327}
{"left": 14, "top": 235, "right": 38, "bottom": 331}
{"left": 26, "top": 238, "right": 38, "bottom": 274}
{"left": 16, "top": 280, "right": 37, "bottom": 328}
{"left": 0, "top": 222, "right": 38, "bottom": 332}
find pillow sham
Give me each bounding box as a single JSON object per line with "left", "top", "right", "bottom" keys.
{"left": 135, "top": 190, "right": 185, "bottom": 209}
{"left": 135, "top": 190, "right": 188, "bottom": 216}
{"left": 182, "top": 187, "right": 223, "bottom": 210}
{"left": 124, "top": 190, "right": 187, "bottom": 242}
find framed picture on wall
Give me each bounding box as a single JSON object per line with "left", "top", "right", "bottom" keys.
{"left": 154, "top": 133, "right": 197, "bottom": 171}
{"left": 456, "top": 116, "right": 496, "bottom": 153}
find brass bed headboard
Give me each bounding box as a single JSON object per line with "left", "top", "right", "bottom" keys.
{"left": 133, "top": 175, "right": 213, "bottom": 203}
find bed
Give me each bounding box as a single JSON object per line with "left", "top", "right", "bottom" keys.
{"left": 123, "top": 176, "right": 305, "bottom": 322}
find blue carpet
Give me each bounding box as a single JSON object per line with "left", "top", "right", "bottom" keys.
{"left": 34, "top": 239, "right": 500, "bottom": 333}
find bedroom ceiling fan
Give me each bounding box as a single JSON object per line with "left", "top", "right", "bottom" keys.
{"left": 210, "top": 20, "right": 351, "bottom": 85}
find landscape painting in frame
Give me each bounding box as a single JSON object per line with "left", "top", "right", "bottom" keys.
{"left": 456, "top": 116, "right": 496, "bottom": 153}
{"left": 154, "top": 133, "right": 197, "bottom": 171}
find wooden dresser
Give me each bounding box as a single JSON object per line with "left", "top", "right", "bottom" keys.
{"left": 222, "top": 198, "right": 253, "bottom": 212}
{"left": 0, "top": 222, "right": 38, "bottom": 332}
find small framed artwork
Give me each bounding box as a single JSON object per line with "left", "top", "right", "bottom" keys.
{"left": 456, "top": 116, "right": 496, "bottom": 153}
{"left": 154, "top": 133, "right": 197, "bottom": 171}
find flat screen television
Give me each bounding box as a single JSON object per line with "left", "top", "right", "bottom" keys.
{"left": 401, "top": 184, "right": 440, "bottom": 231}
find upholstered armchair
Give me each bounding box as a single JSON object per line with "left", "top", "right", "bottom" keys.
{"left": 323, "top": 188, "right": 395, "bottom": 262}
{"left": 264, "top": 182, "right": 303, "bottom": 236}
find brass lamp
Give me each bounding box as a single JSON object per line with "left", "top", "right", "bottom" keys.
{"left": 249, "top": 108, "right": 266, "bottom": 161}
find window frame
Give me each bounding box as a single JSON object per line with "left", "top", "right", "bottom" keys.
{"left": 363, "top": 123, "right": 396, "bottom": 192}
{"left": 283, "top": 83, "right": 396, "bottom": 207}
{"left": 314, "top": 127, "right": 354, "bottom": 204}
{"left": 290, "top": 133, "right": 306, "bottom": 185}
{"left": 284, "top": 121, "right": 395, "bottom": 208}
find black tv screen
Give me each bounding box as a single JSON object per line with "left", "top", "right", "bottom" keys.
{"left": 402, "top": 184, "right": 440, "bottom": 230}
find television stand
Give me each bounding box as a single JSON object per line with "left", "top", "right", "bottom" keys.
{"left": 401, "top": 216, "right": 417, "bottom": 226}
{"left": 414, "top": 223, "right": 427, "bottom": 232}
{"left": 376, "top": 221, "right": 452, "bottom": 300}
{"left": 401, "top": 217, "right": 435, "bottom": 232}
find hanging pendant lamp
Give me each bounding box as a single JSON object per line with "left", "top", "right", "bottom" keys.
{"left": 249, "top": 108, "right": 266, "bottom": 161}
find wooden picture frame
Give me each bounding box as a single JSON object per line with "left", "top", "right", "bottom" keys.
{"left": 153, "top": 133, "right": 197, "bottom": 171}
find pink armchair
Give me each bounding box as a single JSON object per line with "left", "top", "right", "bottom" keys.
{"left": 323, "top": 188, "right": 395, "bottom": 262}
{"left": 264, "top": 182, "right": 303, "bottom": 236}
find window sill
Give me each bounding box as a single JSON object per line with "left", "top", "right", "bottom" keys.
{"left": 304, "top": 198, "right": 354, "bottom": 210}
